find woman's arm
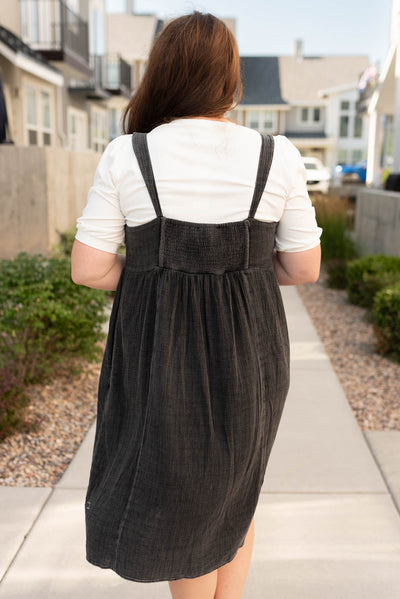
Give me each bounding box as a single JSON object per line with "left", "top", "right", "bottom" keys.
{"left": 71, "top": 239, "right": 126, "bottom": 291}
{"left": 273, "top": 244, "right": 321, "bottom": 285}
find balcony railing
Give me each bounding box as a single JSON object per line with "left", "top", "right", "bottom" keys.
{"left": 69, "top": 54, "right": 132, "bottom": 95}
{"left": 93, "top": 54, "right": 132, "bottom": 91}
{"left": 22, "top": 0, "right": 89, "bottom": 65}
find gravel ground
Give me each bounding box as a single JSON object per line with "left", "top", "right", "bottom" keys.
{"left": 0, "top": 353, "right": 102, "bottom": 487}
{"left": 297, "top": 268, "right": 400, "bottom": 432}
{"left": 1, "top": 270, "right": 399, "bottom": 487}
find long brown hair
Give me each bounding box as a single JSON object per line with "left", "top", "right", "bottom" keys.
{"left": 122, "top": 12, "right": 242, "bottom": 133}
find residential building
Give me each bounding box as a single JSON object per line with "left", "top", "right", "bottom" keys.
{"left": 0, "top": 2, "right": 65, "bottom": 147}
{"left": 106, "top": 12, "right": 161, "bottom": 138}
{"left": 0, "top": 0, "right": 136, "bottom": 151}
{"left": 365, "top": 0, "right": 400, "bottom": 185}
{"left": 234, "top": 43, "right": 369, "bottom": 169}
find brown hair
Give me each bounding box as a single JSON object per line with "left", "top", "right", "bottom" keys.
{"left": 122, "top": 11, "right": 242, "bottom": 133}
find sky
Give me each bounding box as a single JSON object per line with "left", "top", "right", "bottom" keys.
{"left": 106, "top": 0, "right": 393, "bottom": 67}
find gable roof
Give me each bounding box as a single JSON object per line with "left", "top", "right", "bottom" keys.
{"left": 278, "top": 55, "right": 369, "bottom": 102}
{"left": 240, "top": 57, "right": 286, "bottom": 105}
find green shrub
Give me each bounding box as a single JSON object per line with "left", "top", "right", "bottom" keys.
{"left": 0, "top": 252, "right": 108, "bottom": 385}
{"left": 0, "top": 365, "right": 29, "bottom": 441}
{"left": 312, "top": 195, "right": 358, "bottom": 288}
{"left": 372, "top": 282, "right": 400, "bottom": 360}
{"left": 325, "top": 258, "right": 348, "bottom": 289}
{"left": 346, "top": 255, "right": 400, "bottom": 308}
{"left": 313, "top": 195, "right": 358, "bottom": 264}
{"left": 51, "top": 227, "right": 77, "bottom": 258}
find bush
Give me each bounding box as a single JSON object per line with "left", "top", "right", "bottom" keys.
{"left": 346, "top": 255, "right": 400, "bottom": 308}
{"left": 0, "top": 365, "right": 29, "bottom": 441}
{"left": 313, "top": 195, "right": 358, "bottom": 262}
{"left": 51, "top": 227, "right": 77, "bottom": 258}
{"left": 372, "top": 282, "right": 400, "bottom": 360}
{"left": 0, "top": 252, "right": 108, "bottom": 386}
{"left": 312, "top": 195, "right": 359, "bottom": 288}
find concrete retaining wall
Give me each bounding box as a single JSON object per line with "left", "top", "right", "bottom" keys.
{"left": 0, "top": 146, "right": 100, "bottom": 259}
{"left": 355, "top": 188, "right": 400, "bottom": 256}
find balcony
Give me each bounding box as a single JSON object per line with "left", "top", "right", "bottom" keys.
{"left": 69, "top": 54, "right": 132, "bottom": 99}
{"left": 21, "top": 0, "right": 91, "bottom": 78}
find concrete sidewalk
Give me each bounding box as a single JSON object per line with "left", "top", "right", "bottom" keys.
{"left": 1, "top": 286, "right": 400, "bottom": 598}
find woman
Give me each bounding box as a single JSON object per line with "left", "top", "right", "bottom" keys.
{"left": 71, "top": 11, "right": 321, "bottom": 599}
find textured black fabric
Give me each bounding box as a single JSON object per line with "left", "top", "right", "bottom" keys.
{"left": 85, "top": 131, "right": 290, "bottom": 583}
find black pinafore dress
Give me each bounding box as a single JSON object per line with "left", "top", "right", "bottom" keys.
{"left": 85, "top": 131, "right": 290, "bottom": 583}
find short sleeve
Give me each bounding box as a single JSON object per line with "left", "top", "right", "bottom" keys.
{"left": 275, "top": 138, "right": 322, "bottom": 253}
{"left": 75, "top": 138, "right": 125, "bottom": 254}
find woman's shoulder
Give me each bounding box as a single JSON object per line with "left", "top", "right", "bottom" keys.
{"left": 272, "top": 134, "right": 303, "bottom": 170}
{"left": 105, "top": 133, "right": 133, "bottom": 152}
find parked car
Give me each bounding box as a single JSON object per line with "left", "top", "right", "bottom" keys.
{"left": 333, "top": 160, "right": 367, "bottom": 184}
{"left": 302, "top": 157, "right": 331, "bottom": 194}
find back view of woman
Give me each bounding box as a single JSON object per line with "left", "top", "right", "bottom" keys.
{"left": 71, "top": 12, "right": 321, "bottom": 599}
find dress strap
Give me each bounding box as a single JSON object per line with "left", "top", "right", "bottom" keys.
{"left": 248, "top": 134, "right": 275, "bottom": 219}
{"left": 131, "top": 132, "right": 163, "bottom": 217}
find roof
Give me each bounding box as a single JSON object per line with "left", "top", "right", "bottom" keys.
{"left": 240, "top": 57, "right": 286, "bottom": 105}
{"left": 278, "top": 55, "right": 370, "bottom": 102}
{"left": 0, "top": 25, "right": 61, "bottom": 74}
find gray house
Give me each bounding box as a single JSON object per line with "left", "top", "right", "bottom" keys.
{"left": 233, "top": 44, "right": 369, "bottom": 168}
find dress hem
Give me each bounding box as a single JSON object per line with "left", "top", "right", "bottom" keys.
{"left": 86, "top": 538, "right": 245, "bottom": 583}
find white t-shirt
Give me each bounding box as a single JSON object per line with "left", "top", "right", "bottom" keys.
{"left": 75, "top": 118, "right": 322, "bottom": 254}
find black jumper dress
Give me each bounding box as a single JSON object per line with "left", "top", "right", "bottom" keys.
{"left": 84, "top": 131, "right": 290, "bottom": 583}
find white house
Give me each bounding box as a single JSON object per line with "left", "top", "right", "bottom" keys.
{"left": 234, "top": 43, "right": 369, "bottom": 169}
{"left": 366, "top": 0, "right": 400, "bottom": 185}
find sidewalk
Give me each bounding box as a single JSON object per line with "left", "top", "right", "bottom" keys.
{"left": 1, "top": 286, "right": 400, "bottom": 598}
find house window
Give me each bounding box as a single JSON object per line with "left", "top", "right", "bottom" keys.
{"left": 91, "top": 107, "right": 107, "bottom": 152}
{"left": 339, "top": 115, "right": 349, "bottom": 138}
{"left": 301, "top": 108, "right": 308, "bottom": 122}
{"left": 109, "top": 108, "right": 121, "bottom": 140}
{"left": 338, "top": 149, "right": 348, "bottom": 164}
{"left": 68, "top": 107, "right": 88, "bottom": 151}
{"left": 352, "top": 149, "right": 363, "bottom": 163}
{"left": 298, "top": 107, "right": 322, "bottom": 125}
{"left": 21, "top": 0, "right": 39, "bottom": 43}
{"left": 246, "top": 110, "right": 276, "bottom": 132}
{"left": 24, "top": 84, "right": 53, "bottom": 146}
{"left": 313, "top": 108, "right": 321, "bottom": 122}
{"left": 354, "top": 115, "right": 363, "bottom": 138}
{"left": 340, "top": 100, "right": 350, "bottom": 110}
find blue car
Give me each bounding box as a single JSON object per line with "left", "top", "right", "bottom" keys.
{"left": 334, "top": 160, "right": 367, "bottom": 183}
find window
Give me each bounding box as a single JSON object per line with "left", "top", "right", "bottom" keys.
{"left": 248, "top": 110, "right": 259, "bottom": 129}
{"left": 354, "top": 115, "right": 363, "bottom": 138}
{"left": 109, "top": 108, "right": 122, "bottom": 140}
{"left": 352, "top": 149, "right": 363, "bottom": 163}
{"left": 339, "top": 115, "right": 349, "bottom": 138}
{"left": 68, "top": 107, "right": 88, "bottom": 151}
{"left": 24, "top": 84, "right": 53, "bottom": 146}
{"left": 340, "top": 100, "right": 350, "bottom": 110}
{"left": 246, "top": 110, "right": 276, "bottom": 132}
{"left": 91, "top": 107, "right": 107, "bottom": 152}
{"left": 298, "top": 106, "right": 322, "bottom": 125}
{"left": 21, "top": 0, "right": 53, "bottom": 49}
{"left": 337, "top": 149, "right": 348, "bottom": 164}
